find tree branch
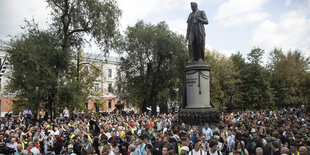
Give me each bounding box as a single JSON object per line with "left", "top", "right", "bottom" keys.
{"left": 68, "top": 28, "right": 89, "bottom": 36}
{"left": 51, "top": 0, "right": 65, "bottom": 11}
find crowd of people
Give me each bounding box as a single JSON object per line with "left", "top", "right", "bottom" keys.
{"left": 0, "top": 105, "right": 309, "bottom": 155}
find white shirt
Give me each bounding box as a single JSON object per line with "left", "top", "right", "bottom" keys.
{"left": 30, "top": 147, "right": 41, "bottom": 155}
{"left": 205, "top": 150, "right": 222, "bottom": 155}
{"left": 188, "top": 149, "right": 205, "bottom": 155}
{"left": 7, "top": 142, "right": 17, "bottom": 151}
{"left": 106, "top": 132, "right": 112, "bottom": 139}
{"left": 157, "top": 121, "right": 163, "bottom": 131}
{"left": 202, "top": 128, "right": 213, "bottom": 140}
{"left": 48, "top": 129, "right": 55, "bottom": 136}
{"left": 54, "top": 130, "right": 59, "bottom": 136}
{"left": 163, "top": 127, "right": 168, "bottom": 135}
{"left": 23, "top": 110, "right": 32, "bottom": 117}
{"left": 64, "top": 109, "right": 69, "bottom": 117}
{"left": 156, "top": 106, "right": 160, "bottom": 113}
{"left": 226, "top": 135, "right": 235, "bottom": 152}
{"left": 108, "top": 151, "right": 116, "bottom": 155}
{"left": 5, "top": 129, "right": 14, "bottom": 135}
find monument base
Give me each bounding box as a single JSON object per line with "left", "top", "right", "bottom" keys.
{"left": 179, "top": 61, "right": 219, "bottom": 125}
{"left": 179, "top": 108, "right": 219, "bottom": 125}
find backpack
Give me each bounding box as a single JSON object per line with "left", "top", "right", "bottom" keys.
{"left": 206, "top": 150, "right": 220, "bottom": 155}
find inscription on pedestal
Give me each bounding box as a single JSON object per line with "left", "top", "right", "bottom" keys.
{"left": 186, "top": 78, "right": 197, "bottom": 87}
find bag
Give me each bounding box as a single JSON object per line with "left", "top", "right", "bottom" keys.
{"left": 206, "top": 150, "right": 220, "bottom": 155}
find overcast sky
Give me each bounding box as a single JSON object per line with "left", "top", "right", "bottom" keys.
{"left": 0, "top": 0, "right": 309, "bottom": 61}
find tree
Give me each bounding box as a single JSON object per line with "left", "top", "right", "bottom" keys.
{"left": 243, "top": 47, "right": 274, "bottom": 109}
{"left": 45, "top": 0, "right": 121, "bottom": 114}
{"left": 230, "top": 52, "right": 246, "bottom": 110}
{"left": 6, "top": 0, "right": 121, "bottom": 115}
{"left": 205, "top": 50, "right": 240, "bottom": 111}
{"left": 6, "top": 23, "right": 61, "bottom": 112}
{"left": 7, "top": 22, "right": 102, "bottom": 115}
{"left": 47, "top": 0, "right": 121, "bottom": 52}
{"left": 56, "top": 50, "right": 102, "bottom": 112}
{"left": 117, "top": 21, "right": 188, "bottom": 112}
{"left": 269, "top": 48, "right": 310, "bottom": 107}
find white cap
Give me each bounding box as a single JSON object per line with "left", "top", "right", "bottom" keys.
{"left": 68, "top": 144, "right": 73, "bottom": 148}
{"left": 181, "top": 146, "right": 189, "bottom": 152}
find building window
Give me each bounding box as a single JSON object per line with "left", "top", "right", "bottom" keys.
{"left": 108, "top": 100, "right": 112, "bottom": 109}
{"left": 94, "top": 83, "right": 99, "bottom": 91}
{"left": 94, "top": 102, "right": 99, "bottom": 112}
{"left": 85, "top": 102, "right": 88, "bottom": 109}
{"left": 108, "top": 83, "right": 112, "bottom": 92}
{"left": 108, "top": 69, "right": 112, "bottom": 78}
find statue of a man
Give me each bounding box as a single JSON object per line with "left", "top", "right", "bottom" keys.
{"left": 186, "top": 2, "right": 208, "bottom": 62}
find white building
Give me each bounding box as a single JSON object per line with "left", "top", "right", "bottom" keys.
{"left": 83, "top": 53, "right": 132, "bottom": 112}
{"left": 0, "top": 49, "right": 14, "bottom": 117}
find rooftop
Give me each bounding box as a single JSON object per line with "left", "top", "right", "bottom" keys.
{"left": 84, "top": 52, "right": 120, "bottom": 63}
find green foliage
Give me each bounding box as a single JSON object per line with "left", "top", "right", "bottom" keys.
{"left": 6, "top": 0, "right": 120, "bottom": 115}
{"left": 6, "top": 23, "right": 63, "bottom": 112}
{"left": 207, "top": 47, "right": 310, "bottom": 110}
{"left": 206, "top": 47, "right": 275, "bottom": 111}
{"left": 47, "top": 0, "right": 122, "bottom": 52}
{"left": 117, "top": 20, "right": 188, "bottom": 112}
{"left": 269, "top": 48, "right": 310, "bottom": 107}
{"left": 205, "top": 50, "right": 242, "bottom": 111}
{"left": 242, "top": 48, "right": 274, "bottom": 109}
{"left": 6, "top": 22, "right": 101, "bottom": 114}
{"left": 56, "top": 51, "right": 101, "bottom": 111}
{"left": 45, "top": 0, "right": 121, "bottom": 114}
{"left": 230, "top": 52, "right": 246, "bottom": 108}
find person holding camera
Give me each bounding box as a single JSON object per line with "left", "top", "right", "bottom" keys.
{"left": 22, "top": 108, "right": 32, "bottom": 128}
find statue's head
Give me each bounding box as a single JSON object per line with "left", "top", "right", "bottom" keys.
{"left": 191, "top": 2, "right": 198, "bottom": 12}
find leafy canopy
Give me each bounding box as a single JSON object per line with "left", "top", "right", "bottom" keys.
{"left": 117, "top": 21, "right": 188, "bottom": 112}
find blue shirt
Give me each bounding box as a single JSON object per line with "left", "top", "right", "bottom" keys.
{"left": 23, "top": 110, "right": 32, "bottom": 118}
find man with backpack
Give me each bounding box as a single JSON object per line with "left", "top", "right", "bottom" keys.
{"left": 206, "top": 140, "right": 222, "bottom": 155}
{"left": 189, "top": 139, "right": 205, "bottom": 155}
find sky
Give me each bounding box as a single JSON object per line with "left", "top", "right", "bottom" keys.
{"left": 0, "top": 0, "right": 310, "bottom": 62}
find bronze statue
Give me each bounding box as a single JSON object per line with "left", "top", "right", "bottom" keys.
{"left": 186, "top": 2, "right": 208, "bottom": 62}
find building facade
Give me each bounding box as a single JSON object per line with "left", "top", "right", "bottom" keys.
{"left": 0, "top": 50, "right": 13, "bottom": 117}
{"left": 83, "top": 53, "right": 133, "bottom": 112}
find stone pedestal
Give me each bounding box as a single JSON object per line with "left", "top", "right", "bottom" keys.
{"left": 179, "top": 61, "right": 219, "bottom": 125}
